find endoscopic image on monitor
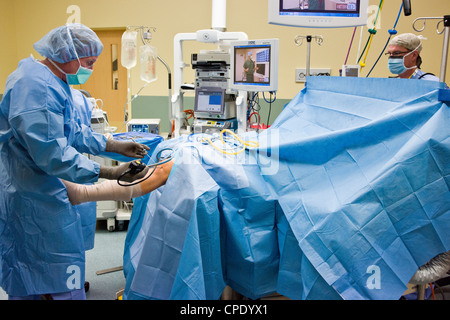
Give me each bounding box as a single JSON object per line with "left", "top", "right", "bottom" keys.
{"left": 234, "top": 46, "right": 271, "bottom": 85}
{"left": 230, "top": 39, "right": 278, "bottom": 92}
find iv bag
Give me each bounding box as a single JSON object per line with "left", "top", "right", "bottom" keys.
{"left": 121, "top": 30, "right": 137, "bottom": 69}
{"left": 140, "top": 44, "right": 158, "bottom": 83}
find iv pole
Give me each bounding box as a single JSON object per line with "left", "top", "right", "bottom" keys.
{"left": 294, "top": 35, "right": 324, "bottom": 77}
{"left": 413, "top": 15, "right": 450, "bottom": 83}
{"left": 126, "top": 26, "right": 173, "bottom": 135}
{"left": 412, "top": 14, "right": 450, "bottom": 300}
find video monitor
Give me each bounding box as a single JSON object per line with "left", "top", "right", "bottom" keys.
{"left": 130, "top": 124, "right": 151, "bottom": 133}
{"left": 230, "top": 39, "right": 279, "bottom": 92}
{"left": 268, "top": 0, "right": 369, "bottom": 28}
{"left": 194, "top": 87, "right": 225, "bottom": 115}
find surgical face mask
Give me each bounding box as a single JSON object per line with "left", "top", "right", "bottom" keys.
{"left": 48, "top": 26, "right": 93, "bottom": 85}
{"left": 388, "top": 44, "right": 420, "bottom": 75}
{"left": 49, "top": 58, "right": 93, "bottom": 85}
{"left": 388, "top": 57, "right": 410, "bottom": 75}
{"left": 65, "top": 61, "right": 92, "bottom": 85}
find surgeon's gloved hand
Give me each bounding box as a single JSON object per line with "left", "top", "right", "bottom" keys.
{"left": 105, "top": 139, "right": 150, "bottom": 159}
{"left": 99, "top": 162, "right": 149, "bottom": 183}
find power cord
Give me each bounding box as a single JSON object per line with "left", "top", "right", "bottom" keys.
{"left": 117, "top": 148, "right": 174, "bottom": 186}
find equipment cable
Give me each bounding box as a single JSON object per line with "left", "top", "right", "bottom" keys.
{"left": 366, "top": 3, "right": 403, "bottom": 77}
{"left": 358, "top": 0, "right": 384, "bottom": 69}
{"left": 117, "top": 148, "right": 174, "bottom": 186}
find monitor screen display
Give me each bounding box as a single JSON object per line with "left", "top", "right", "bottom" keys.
{"left": 130, "top": 124, "right": 150, "bottom": 133}
{"left": 230, "top": 39, "right": 279, "bottom": 92}
{"left": 234, "top": 45, "right": 271, "bottom": 86}
{"left": 268, "top": 0, "right": 369, "bottom": 28}
{"left": 281, "top": 0, "right": 359, "bottom": 17}
{"left": 195, "top": 88, "right": 225, "bottom": 114}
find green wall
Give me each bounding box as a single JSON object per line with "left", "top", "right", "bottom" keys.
{"left": 131, "top": 95, "right": 291, "bottom": 133}
{"left": 1, "top": 94, "right": 291, "bottom": 134}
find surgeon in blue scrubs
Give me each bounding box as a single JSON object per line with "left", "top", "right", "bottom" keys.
{"left": 71, "top": 89, "right": 100, "bottom": 250}
{"left": 0, "top": 23, "right": 150, "bottom": 300}
{"left": 387, "top": 33, "right": 443, "bottom": 82}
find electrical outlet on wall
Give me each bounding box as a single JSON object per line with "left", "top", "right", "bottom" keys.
{"left": 295, "top": 68, "right": 331, "bottom": 83}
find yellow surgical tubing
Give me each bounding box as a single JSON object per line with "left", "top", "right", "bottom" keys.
{"left": 360, "top": 0, "right": 384, "bottom": 69}
{"left": 203, "top": 129, "right": 259, "bottom": 155}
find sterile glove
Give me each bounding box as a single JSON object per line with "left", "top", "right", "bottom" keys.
{"left": 104, "top": 133, "right": 114, "bottom": 140}
{"left": 105, "top": 139, "right": 150, "bottom": 159}
{"left": 99, "top": 162, "right": 149, "bottom": 183}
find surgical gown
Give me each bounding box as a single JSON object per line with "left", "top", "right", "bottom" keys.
{"left": 71, "top": 88, "right": 99, "bottom": 250}
{"left": 0, "top": 56, "right": 107, "bottom": 296}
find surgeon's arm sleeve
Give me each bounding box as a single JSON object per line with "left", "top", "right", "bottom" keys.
{"left": 69, "top": 121, "right": 107, "bottom": 155}
{"left": 10, "top": 108, "right": 101, "bottom": 184}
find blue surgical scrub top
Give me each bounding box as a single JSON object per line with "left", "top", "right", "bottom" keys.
{"left": 71, "top": 88, "right": 100, "bottom": 251}
{"left": 0, "top": 56, "right": 107, "bottom": 296}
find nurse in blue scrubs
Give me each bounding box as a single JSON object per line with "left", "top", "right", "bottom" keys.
{"left": 0, "top": 23, "right": 149, "bottom": 300}
{"left": 387, "top": 33, "right": 446, "bottom": 84}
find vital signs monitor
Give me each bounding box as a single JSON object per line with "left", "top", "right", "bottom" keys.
{"left": 268, "top": 0, "right": 369, "bottom": 28}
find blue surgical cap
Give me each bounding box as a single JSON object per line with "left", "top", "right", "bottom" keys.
{"left": 33, "top": 23, "right": 103, "bottom": 63}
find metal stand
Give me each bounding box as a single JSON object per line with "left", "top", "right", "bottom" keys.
{"left": 416, "top": 284, "right": 426, "bottom": 300}
{"left": 96, "top": 266, "right": 123, "bottom": 276}
{"left": 125, "top": 25, "right": 172, "bottom": 132}
{"left": 294, "top": 35, "right": 323, "bottom": 77}
{"left": 413, "top": 15, "right": 450, "bottom": 83}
